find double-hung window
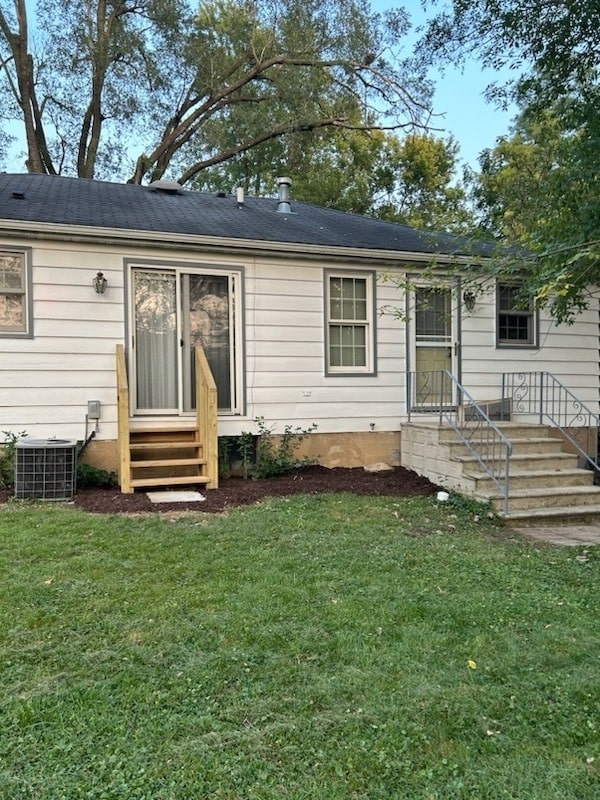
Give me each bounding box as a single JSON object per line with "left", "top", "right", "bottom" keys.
{"left": 0, "top": 249, "right": 31, "bottom": 337}
{"left": 325, "top": 270, "right": 375, "bottom": 375}
{"left": 496, "top": 283, "right": 537, "bottom": 347}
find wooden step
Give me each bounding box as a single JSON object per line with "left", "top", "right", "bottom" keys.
{"left": 130, "top": 424, "right": 197, "bottom": 431}
{"left": 130, "top": 475, "right": 211, "bottom": 488}
{"left": 131, "top": 457, "right": 207, "bottom": 469}
{"left": 130, "top": 441, "right": 202, "bottom": 451}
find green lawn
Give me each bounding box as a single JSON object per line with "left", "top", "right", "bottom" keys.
{"left": 1, "top": 493, "right": 598, "bottom": 799}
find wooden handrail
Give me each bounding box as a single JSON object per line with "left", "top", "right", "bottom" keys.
{"left": 116, "top": 344, "right": 132, "bottom": 493}
{"left": 195, "top": 345, "right": 219, "bottom": 489}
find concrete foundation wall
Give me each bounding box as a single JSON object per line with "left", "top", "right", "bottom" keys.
{"left": 78, "top": 430, "right": 403, "bottom": 478}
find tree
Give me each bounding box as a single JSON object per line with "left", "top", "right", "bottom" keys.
{"left": 373, "top": 132, "right": 473, "bottom": 232}
{"left": 470, "top": 104, "right": 600, "bottom": 321}
{"left": 0, "top": 0, "right": 431, "bottom": 184}
{"left": 191, "top": 125, "right": 394, "bottom": 214}
{"left": 420, "top": 1, "right": 600, "bottom": 109}
{"left": 420, "top": 0, "right": 600, "bottom": 322}
{"left": 191, "top": 127, "right": 474, "bottom": 233}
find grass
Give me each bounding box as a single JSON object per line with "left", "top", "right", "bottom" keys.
{"left": 0, "top": 493, "right": 598, "bottom": 799}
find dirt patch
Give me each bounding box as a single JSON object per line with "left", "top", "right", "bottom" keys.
{"left": 0, "top": 465, "right": 439, "bottom": 514}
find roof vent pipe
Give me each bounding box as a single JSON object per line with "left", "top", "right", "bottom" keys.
{"left": 276, "top": 176, "right": 292, "bottom": 213}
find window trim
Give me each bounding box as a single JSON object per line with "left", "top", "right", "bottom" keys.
{"left": 324, "top": 269, "right": 376, "bottom": 376}
{"left": 496, "top": 282, "right": 538, "bottom": 349}
{"left": 0, "top": 247, "right": 33, "bottom": 338}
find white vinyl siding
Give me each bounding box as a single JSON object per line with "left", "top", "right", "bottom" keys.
{"left": 0, "top": 249, "right": 31, "bottom": 336}
{"left": 325, "top": 270, "right": 375, "bottom": 375}
{"left": 460, "top": 278, "right": 597, "bottom": 411}
{"left": 0, "top": 233, "right": 597, "bottom": 446}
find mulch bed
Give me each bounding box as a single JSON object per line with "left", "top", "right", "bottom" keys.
{"left": 0, "top": 465, "right": 439, "bottom": 514}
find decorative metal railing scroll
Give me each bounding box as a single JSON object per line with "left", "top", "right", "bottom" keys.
{"left": 408, "top": 370, "right": 512, "bottom": 514}
{"left": 502, "top": 371, "right": 600, "bottom": 473}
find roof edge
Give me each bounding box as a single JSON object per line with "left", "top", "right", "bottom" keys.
{"left": 0, "top": 219, "right": 483, "bottom": 265}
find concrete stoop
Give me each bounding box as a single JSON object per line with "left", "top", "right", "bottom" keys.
{"left": 401, "top": 421, "right": 600, "bottom": 527}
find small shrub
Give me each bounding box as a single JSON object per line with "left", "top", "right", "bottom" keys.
{"left": 218, "top": 437, "right": 233, "bottom": 479}
{"left": 0, "top": 430, "right": 27, "bottom": 488}
{"left": 76, "top": 463, "right": 118, "bottom": 488}
{"left": 253, "top": 416, "right": 318, "bottom": 478}
{"left": 218, "top": 434, "right": 257, "bottom": 479}
{"left": 237, "top": 430, "right": 256, "bottom": 479}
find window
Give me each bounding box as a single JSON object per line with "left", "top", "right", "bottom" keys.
{"left": 325, "top": 271, "right": 375, "bottom": 375}
{"left": 497, "top": 283, "right": 537, "bottom": 347}
{"left": 0, "top": 249, "right": 31, "bottom": 337}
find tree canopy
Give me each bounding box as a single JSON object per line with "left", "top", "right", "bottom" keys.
{"left": 191, "top": 126, "right": 474, "bottom": 232}
{"left": 421, "top": 0, "right": 600, "bottom": 322}
{"left": 0, "top": 0, "right": 432, "bottom": 185}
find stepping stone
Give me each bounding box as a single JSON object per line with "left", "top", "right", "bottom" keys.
{"left": 147, "top": 491, "right": 206, "bottom": 504}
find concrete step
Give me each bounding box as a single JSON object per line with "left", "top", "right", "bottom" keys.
{"left": 444, "top": 436, "right": 565, "bottom": 456}
{"left": 402, "top": 420, "right": 600, "bottom": 527}
{"left": 501, "top": 504, "right": 600, "bottom": 527}
{"left": 452, "top": 452, "right": 578, "bottom": 472}
{"left": 465, "top": 467, "right": 594, "bottom": 491}
{"left": 479, "top": 485, "right": 600, "bottom": 512}
{"left": 443, "top": 423, "right": 553, "bottom": 441}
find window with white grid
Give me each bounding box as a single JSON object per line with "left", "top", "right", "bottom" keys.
{"left": 325, "top": 271, "right": 375, "bottom": 375}
{"left": 497, "top": 283, "right": 537, "bottom": 347}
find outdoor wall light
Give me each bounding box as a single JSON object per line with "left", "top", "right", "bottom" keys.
{"left": 93, "top": 271, "right": 108, "bottom": 294}
{"left": 463, "top": 290, "right": 476, "bottom": 312}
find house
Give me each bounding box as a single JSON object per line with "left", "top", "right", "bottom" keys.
{"left": 1, "top": 172, "right": 599, "bottom": 521}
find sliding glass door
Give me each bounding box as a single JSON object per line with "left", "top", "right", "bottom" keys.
{"left": 130, "top": 265, "right": 242, "bottom": 415}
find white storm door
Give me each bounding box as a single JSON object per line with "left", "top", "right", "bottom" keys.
{"left": 412, "top": 286, "right": 457, "bottom": 407}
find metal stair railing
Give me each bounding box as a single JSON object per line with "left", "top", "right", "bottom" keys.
{"left": 502, "top": 371, "right": 600, "bottom": 474}
{"left": 408, "top": 370, "right": 512, "bottom": 514}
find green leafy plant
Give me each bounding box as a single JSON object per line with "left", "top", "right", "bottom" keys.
{"left": 253, "top": 416, "right": 318, "bottom": 478}
{"left": 218, "top": 437, "right": 233, "bottom": 480}
{"left": 237, "top": 430, "right": 256, "bottom": 479}
{"left": 442, "top": 491, "right": 501, "bottom": 525}
{"left": 0, "top": 430, "right": 27, "bottom": 488}
{"left": 76, "top": 463, "right": 118, "bottom": 488}
{"left": 218, "top": 433, "right": 257, "bottom": 479}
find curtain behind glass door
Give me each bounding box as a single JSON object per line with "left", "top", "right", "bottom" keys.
{"left": 183, "top": 274, "right": 232, "bottom": 412}
{"left": 133, "top": 270, "right": 178, "bottom": 411}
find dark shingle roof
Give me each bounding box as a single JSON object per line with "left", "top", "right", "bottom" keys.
{"left": 0, "top": 172, "right": 495, "bottom": 257}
